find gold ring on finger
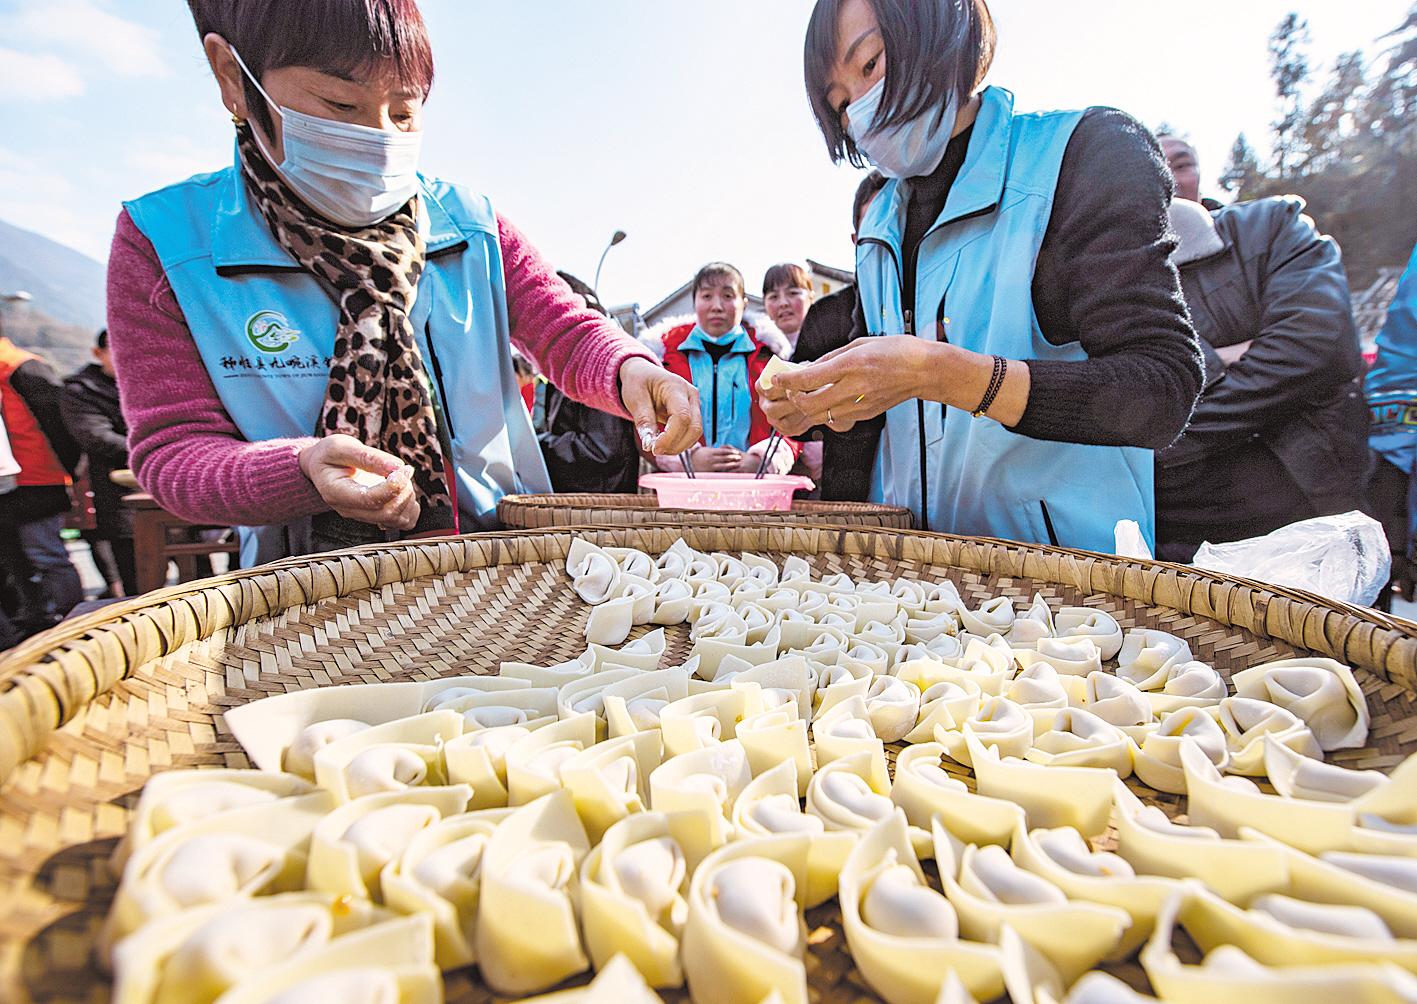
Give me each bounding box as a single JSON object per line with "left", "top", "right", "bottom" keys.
{"left": 854, "top": 394, "right": 866, "bottom": 404}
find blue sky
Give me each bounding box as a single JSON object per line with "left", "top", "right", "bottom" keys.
{"left": 0, "top": 0, "right": 1408, "bottom": 313}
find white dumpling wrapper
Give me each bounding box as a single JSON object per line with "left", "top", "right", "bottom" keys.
{"left": 806, "top": 752, "right": 895, "bottom": 834}
{"left": 649, "top": 738, "right": 753, "bottom": 846}
{"left": 1054, "top": 608, "right": 1124, "bottom": 661}
{"left": 1214, "top": 698, "right": 1321, "bottom": 776}
{"left": 1083, "top": 672, "right": 1152, "bottom": 730}
{"left": 1131, "top": 707, "right": 1228, "bottom": 795}
{"left": 1115, "top": 630, "right": 1193, "bottom": 690}
{"left": 959, "top": 597, "right": 1015, "bottom": 639}
{"left": 1231, "top": 658, "right": 1369, "bottom": 752}
{"left": 283, "top": 721, "right": 371, "bottom": 781}
{"left": 890, "top": 744, "right": 1023, "bottom": 848}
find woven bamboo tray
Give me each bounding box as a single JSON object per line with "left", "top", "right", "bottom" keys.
{"left": 496, "top": 492, "right": 915, "bottom": 530}
{"left": 4, "top": 522, "right": 1417, "bottom": 1004}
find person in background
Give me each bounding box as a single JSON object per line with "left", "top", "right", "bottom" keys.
{"left": 1157, "top": 134, "right": 1223, "bottom": 211}
{"left": 1155, "top": 197, "right": 1369, "bottom": 562}
{"left": 530, "top": 273, "right": 643, "bottom": 495}
{"left": 658, "top": 263, "right": 800, "bottom": 476}
{"left": 0, "top": 408, "right": 21, "bottom": 649}
{"left": 762, "top": 263, "right": 821, "bottom": 484}
{"left": 766, "top": 0, "right": 1202, "bottom": 550}
{"left": 0, "top": 326, "right": 83, "bottom": 633}
{"left": 62, "top": 329, "right": 139, "bottom": 597}
{"left": 793, "top": 169, "right": 888, "bottom": 501}
{"left": 108, "top": 0, "right": 699, "bottom": 565}
{"left": 762, "top": 263, "right": 814, "bottom": 356}
{"left": 1365, "top": 242, "right": 1417, "bottom": 608}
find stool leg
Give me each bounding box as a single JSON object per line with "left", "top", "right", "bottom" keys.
{"left": 132, "top": 510, "right": 167, "bottom": 595}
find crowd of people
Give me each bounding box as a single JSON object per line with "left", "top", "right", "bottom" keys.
{"left": 1, "top": 0, "right": 1414, "bottom": 649}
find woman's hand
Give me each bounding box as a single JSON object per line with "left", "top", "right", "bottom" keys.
{"left": 739, "top": 439, "right": 794, "bottom": 476}
{"left": 767, "top": 337, "right": 930, "bottom": 433}
{"left": 298, "top": 434, "right": 420, "bottom": 531}
{"left": 619, "top": 357, "right": 702, "bottom": 456}
{"left": 695, "top": 445, "right": 744, "bottom": 472}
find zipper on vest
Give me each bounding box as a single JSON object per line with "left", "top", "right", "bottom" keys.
{"left": 904, "top": 308, "right": 931, "bottom": 532}
{"left": 711, "top": 358, "right": 720, "bottom": 445}
{"left": 1039, "top": 501, "right": 1060, "bottom": 547}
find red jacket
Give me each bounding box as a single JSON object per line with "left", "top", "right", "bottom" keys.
{"left": 0, "top": 339, "right": 71, "bottom": 488}
{"left": 660, "top": 323, "right": 799, "bottom": 457}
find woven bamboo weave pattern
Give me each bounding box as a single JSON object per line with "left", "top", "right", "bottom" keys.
{"left": 2, "top": 523, "right": 1417, "bottom": 1003}
{"left": 496, "top": 494, "right": 915, "bottom": 530}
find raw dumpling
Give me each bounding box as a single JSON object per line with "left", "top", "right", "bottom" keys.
{"left": 943, "top": 842, "right": 1129, "bottom": 983}
{"left": 839, "top": 812, "right": 1005, "bottom": 1004}
{"left": 659, "top": 689, "right": 758, "bottom": 758}
{"left": 730, "top": 759, "right": 852, "bottom": 908}
{"left": 207, "top": 914, "right": 439, "bottom": 1004}
{"left": 1131, "top": 706, "right": 1228, "bottom": 795}
{"left": 890, "top": 744, "right": 1024, "bottom": 848}
{"left": 1144, "top": 661, "right": 1227, "bottom": 716}
{"left": 1006, "top": 594, "right": 1055, "bottom": 647}
{"left": 1232, "top": 658, "right": 1370, "bottom": 751}
{"left": 113, "top": 770, "right": 314, "bottom": 873}
{"left": 649, "top": 738, "right": 753, "bottom": 846}
{"left": 283, "top": 721, "right": 371, "bottom": 781}
{"left": 579, "top": 811, "right": 711, "bottom": 987}
{"left": 1082, "top": 673, "right": 1152, "bottom": 731}
{"left": 1016, "top": 638, "right": 1103, "bottom": 678}
{"left": 864, "top": 675, "right": 921, "bottom": 743}
{"left": 1215, "top": 698, "right": 1321, "bottom": 776}
{"left": 515, "top": 953, "right": 667, "bottom": 1004}
{"left": 959, "top": 597, "right": 1015, "bottom": 639}
{"left": 559, "top": 731, "right": 661, "bottom": 843}
{"left": 306, "top": 787, "right": 471, "bottom": 902}
{"left": 902, "top": 676, "right": 981, "bottom": 744}
{"left": 110, "top": 892, "right": 391, "bottom": 1004}
{"left": 585, "top": 593, "right": 636, "bottom": 646}
{"left": 1115, "top": 630, "right": 1193, "bottom": 690}
{"left": 379, "top": 808, "right": 510, "bottom": 970}
{"left": 475, "top": 790, "right": 591, "bottom": 995}
{"left": 442, "top": 723, "right": 534, "bottom": 809}
{"left": 735, "top": 706, "right": 812, "bottom": 794}
{"left": 935, "top": 697, "right": 1034, "bottom": 766}
{"left": 811, "top": 696, "right": 888, "bottom": 781}
{"left": 1054, "top": 608, "right": 1124, "bottom": 661}
{"left": 505, "top": 712, "right": 598, "bottom": 805}
{"left": 311, "top": 710, "right": 462, "bottom": 803}
{"left": 806, "top": 752, "right": 895, "bottom": 834}
{"left": 681, "top": 835, "right": 811, "bottom": 1004}
{"left": 1026, "top": 708, "right": 1132, "bottom": 776}
{"left": 969, "top": 733, "right": 1117, "bottom": 837}
{"left": 568, "top": 540, "right": 623, "bottom": 605}
{"left": 103, "top": 792, "right": 336, "bottom": 958}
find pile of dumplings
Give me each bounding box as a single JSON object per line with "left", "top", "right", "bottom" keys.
{"left": 102, "top": 536, "right": 1417, "bottom": 1004}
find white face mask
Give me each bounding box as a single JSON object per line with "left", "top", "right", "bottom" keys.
{"left": 846, "top": 77, "right": 960, "bottom": 180}
{"left": 229, "top": 47, "right": 423, "bottom": 228}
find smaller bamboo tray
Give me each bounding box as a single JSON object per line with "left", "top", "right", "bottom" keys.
{"left": 497, "top": 492, "right": 915, "bottom": 530}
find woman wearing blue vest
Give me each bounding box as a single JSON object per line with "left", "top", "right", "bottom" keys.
{"left": 761, "top": 0, "right": 1204, "bottom": 553}
{"left": 107, "top": 0, "right": 699, "bottom": 564}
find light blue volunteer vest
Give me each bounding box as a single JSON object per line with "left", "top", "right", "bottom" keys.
{"left": 856, "top": 86, "right": 1154, "bottom": 553}
{"left": 125, "top": 150, "right": 551, "bottom": 563}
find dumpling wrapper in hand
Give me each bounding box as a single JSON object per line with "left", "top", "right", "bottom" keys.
{"left": 475, "top": 790, "right": 591, "bottom": 996}
{"left": 681, "top": 834, "right": 811, "bottom": 1004}
{"left": 838, "top": 812, "right": 1006, "bottom": 1004}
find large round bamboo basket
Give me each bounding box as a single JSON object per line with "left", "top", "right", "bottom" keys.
{"left": 496, "top": 492, "right": 914, "bottom": 530}
{"left": 3, "top": 523, "right": 1417, "bottom": 1003}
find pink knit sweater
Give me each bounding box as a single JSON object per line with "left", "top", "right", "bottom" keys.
{"left": 107, "top": 208, "right": 653, "bottom": 527}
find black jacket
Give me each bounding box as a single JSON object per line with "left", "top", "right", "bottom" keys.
{"left": 62, "top": 363, "right": 132, "bottom": 537}
{"left": 536, "top": 382, "right": 641, "bottom": 495}
{"left": 1157, "top": 197, "right": 1369, "bottom": 550}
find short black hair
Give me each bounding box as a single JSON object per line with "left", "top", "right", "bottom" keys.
{"left": 852, "top": 170, "right": 888, "bottom": 230}
{"left": 692, "top": 262, "right": 745, "bottom": 300}
{"left": 804, "top": 0, "right": 996, "bottom": 167}
{"left": 96, "top": 328, "right": 109, "bottom": 350}
{"left": 762, "top": 263, "right": 812, "bottom": 298}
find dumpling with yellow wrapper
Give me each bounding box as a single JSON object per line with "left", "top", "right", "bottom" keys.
{"left": 310, "top": 710, "right": 462, "bottom": 803}
{"left": 811, "top": 695, "right": 888, "bottom": 781}
{"left": 681, "top": 833, "right": 812, "bottom": 1004}
{"left": 1231, "top": 657, "right": 1369, "bottom": 752}
{"left": 559, "top": 730, "right": 661, "bottom": 843}
{"left": 505, "top": 712, "right": 598, "bottom": 805}
{"left": 1025, "top": 707, "right": 1132, "bottom": 777}
{"left": 1214, "top": 697, "right": 1321, "bottom": 776}
{"left": 112, "top": 769, "right": 314, "bottom": 873}
{"left": 102, "top": 791, "right": 335, "bottom": 959}
{"left": 838, "top": 812, "right": 1006, "bottom": 1004}
{"left": 1130, "top": 705, "right": 1228, "bottom": 795}
{"left": 514, "top": 954, "right": 665, "bottom": 1004}
{"left": 968, "top": 732, "right": 1117, "bottom": 837}
{"left": 934, "top": 696, "right": 1034, "bottom": 767}
{"left": 890, "top": 743, "right": 1024, "bottom": 848}
{"left": 378, "top": 807, "right": 511, "bottom": 971}
{"left": 208, "top": 914, "right": 439, "bottom": 1004}
{"left": 579, "top": 811, "right": 715, "bottom": 987}
{"left": 110, "top": 892, "right": 393, "bottom": 1004}
{"left": 305, "top": 786, "right": 471, "bottom": 903}
{"left": 648, "top": 737, "right": 753, "bottom": 846}
{"left": 735, "top": 704, "right": 811, "bottom": 793}
{"left": 730, "top": 759, "right": 854, "bottom": 908}
{"left": 475, "top": 790, "right": 592, "bottom": 995}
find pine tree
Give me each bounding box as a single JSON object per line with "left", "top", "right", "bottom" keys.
{"left": 1268, "top": 13, "right": 1312, "bottom": 175}
{"left": 1363, "top": 4, "right": 1417, "bottom": 137}
{"left": 1219, "top": 133, "right": 1261, "bottom": 199}
{"left": 1300, "top": 50, "right": 1367, "bottom": 175}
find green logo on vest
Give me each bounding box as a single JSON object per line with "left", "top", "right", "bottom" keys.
{"left": 245, "top": 310, "right": 301, "bottom": 353}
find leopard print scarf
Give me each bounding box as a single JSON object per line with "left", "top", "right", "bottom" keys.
{"left": 236, "top": 126, "right": 454, "bottom": 539}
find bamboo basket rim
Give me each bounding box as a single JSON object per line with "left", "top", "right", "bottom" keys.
{"left": 4, "top": 521, "right": 1413, "bottom": 679}
{"left": 496, "top": 492, "right": 915, "bottom": 515}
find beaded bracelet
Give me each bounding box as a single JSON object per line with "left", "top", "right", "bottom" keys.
{"left": 971, "top": 355, "right": 1008, "bottom": 418}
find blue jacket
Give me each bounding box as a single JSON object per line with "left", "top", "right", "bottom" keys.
{"left": 125, "top": 149, "right": 551, "bottom": 562}
{"left": 855, "top": 87, "right": 1153, "bottom": 552}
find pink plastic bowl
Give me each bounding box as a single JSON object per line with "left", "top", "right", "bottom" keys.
{"left": 639, "top": 472, "right": 816, "bottom": 512}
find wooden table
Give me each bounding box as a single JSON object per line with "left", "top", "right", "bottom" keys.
{"left": 121, "top": 491, "right": 241, "bottom": 595}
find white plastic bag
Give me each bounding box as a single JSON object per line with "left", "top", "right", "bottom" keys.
{"left": 1190, "top": 511, "right": 1391, "bottom": 607}
{"left": 1113, "top": 520, "right": 1153, "bottom": 560}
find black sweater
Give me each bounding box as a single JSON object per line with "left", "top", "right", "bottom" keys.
{"left": 800, "top": 107, "right": 1203, "bottom": 497}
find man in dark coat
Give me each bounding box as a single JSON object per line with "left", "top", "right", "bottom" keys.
{"left": 1155, "top": 196, "right": 1370, "bottom": 561}
{"left": 63, "top": 329, "right": 137, "bottom": 596}
{"left": 532, "top": 273, "right": 642, "bottom": 494}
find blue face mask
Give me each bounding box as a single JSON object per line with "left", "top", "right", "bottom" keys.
{"left": 847, "top": 77, "right": 960, "bottom": 179}
{"left": 230, "top": 47, "right": 424, "bottom": 228}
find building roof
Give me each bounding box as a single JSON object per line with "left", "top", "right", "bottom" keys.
{"left": 807, "top": 259, "right": 854, "bottom": 285}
